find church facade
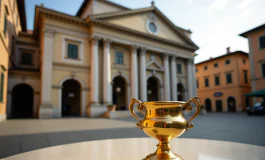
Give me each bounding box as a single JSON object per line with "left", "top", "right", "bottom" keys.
{"left": 1, "top": 0, "right": 198, "bottom": 120}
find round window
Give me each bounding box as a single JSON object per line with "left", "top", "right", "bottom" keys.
{"left": 149, "top": 22, "right": 157, "bottom": 33}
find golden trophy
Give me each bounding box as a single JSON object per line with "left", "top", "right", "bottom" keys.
{"left": 129, "top": 97, "right": 201, "bottom": 160}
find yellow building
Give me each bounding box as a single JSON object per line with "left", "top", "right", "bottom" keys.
{"left": 1, "top": 0, "right": 199, "bottom": 120}
{"left": 0, "top": 0, "right": 26, "bottom": 121}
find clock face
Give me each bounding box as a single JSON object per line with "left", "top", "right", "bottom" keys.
{"left": 149, "top": 22, "right": 157, "bottom": 33}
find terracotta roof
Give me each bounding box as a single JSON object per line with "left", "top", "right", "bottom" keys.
{"left": 196, "top": 51, "right": 248, "bottom": 65}
{"left": 27, "top": 30, "right": 33, "bottom": 34}
{"left": 76, "top": 0, "right": 130, "bottom": 17}
{"left": 240, "top": 23, "right": 265, "bottom": 38}
{"left": 17, "top": 0, "right": 27, "bottom": 31}
{"left": 91, "top": 6, "right": 198, "bottom": 49}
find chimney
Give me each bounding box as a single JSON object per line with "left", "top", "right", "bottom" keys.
{"left": 40, "top": 3, "right": 44, "bottom": 7}
{"left": 151, "top": 1, "right": 155, "bottom": 6}
{"left": 226, "top": 47, "right": 230, "bottom": 54}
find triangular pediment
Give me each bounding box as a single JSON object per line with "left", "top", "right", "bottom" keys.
{"left": 77, "top": 0, "right": 129, "bottom": 19}
{"left": 146, "top": 60, "right": 163, "bottom": 70}
{"left": 92, "top": 7, "right": 197, "bottom": 48}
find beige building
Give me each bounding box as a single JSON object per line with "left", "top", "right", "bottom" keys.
{"left": 1, "top": 0, "right": 199, "bottom": 120}
{"left": 0, "top": 0, "right": 26, "bottom": 121}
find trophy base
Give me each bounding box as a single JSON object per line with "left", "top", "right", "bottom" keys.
{"left": 143, "top": 141, "right": 183, "bottom": 160}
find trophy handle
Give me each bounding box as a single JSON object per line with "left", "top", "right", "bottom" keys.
{"left": 129, "top": 97, "right": 144, "bottom": 130}
{"left": 183, "top": 96, "right": 201, "bottom": 131}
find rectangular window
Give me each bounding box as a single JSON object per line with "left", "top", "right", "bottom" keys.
{"left": 177, "top": 64, "right": 182, "bottom": 74}
{"left": 204, "top": 78, "right": 209, "bottom": 87}
{"left": 0, "top": 72, "right": 4, "bottom": 102}
{"left": 244, "top": 70, "right": 248, "bottom": 84}
{"left": 204, "top": 66, "right": 208, "bottom": 70}
{"left": 115, "top": 51, "right": 124, "bottom": 64}
{"left": 67, "top": 44, "right": 78, "bottom": 59}
{"left": 21, "top": 53, "right": 32, "bottom": 65}
{"left": 259, "top": 35, "right": 265, "bottom": 50}
{"left": 215, "top": 76, "right": 220, "bottom": 86}
{"left": 4, "top": 13, "right": 7, "bottom": 37}
{"left": 214, "top": 63, "right": 218, "bottom": 68}
{"left": 242, "top": 59, "right": 246, "bottom": 64}
{"left": 196, "top": 68, "right": 198, "bottom": 72}
{"left": 226, "top": 73, "right": 232, "bottom": 84}
{"left": 196, "top": 80, "right": 199, "bottom": 88}
{"left": 261, "top": 63, "right": 265, "bottom": 77}
{"left": 225, "top": 59, "right": 230, "bottom": 65}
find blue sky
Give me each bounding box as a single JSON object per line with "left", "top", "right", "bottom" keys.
{"left": 25, "top": 0, "right": 265, "bottom": 63}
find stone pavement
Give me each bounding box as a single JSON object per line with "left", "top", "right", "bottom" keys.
{"left": 0, "top": 113, "right": 265, "bottom": 158}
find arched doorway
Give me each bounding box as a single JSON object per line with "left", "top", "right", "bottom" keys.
{"left": 62, "top": 79, "right": 81, "bottom": 117}
{"left": 147, "top": 76, "right": 159, "bottom": 101}
{"left": 112, "top": 76, "right": 126, "bottom": 110}
{"left": 227, "top": 97, "right": 236, "bottom": 112}
{"left": 177, "top": 83, "right": 185, "bottom": 101}
{"left": 205, "top": 99, "right": 212, "bottom": 112}
{"left": 11, "top": 84, "right": 34, "bottom": 118}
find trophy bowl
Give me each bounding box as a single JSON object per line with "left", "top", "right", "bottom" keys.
{"left": 129, "top": 96, "right": 201, "bottom": 160}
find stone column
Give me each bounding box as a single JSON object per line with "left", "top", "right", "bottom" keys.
{"left": 163, "top": 54, "right": 170, "bottom": 101}
{"left": 103, "top": 39, "right": 112, "bottom": 104}
{"left": 130, "top": 45, "right": 138, "bottom": 99}
{"left": 127, "top": 83, "right": 131, "bottom": 109}
{"left": 139, "top": 48, "right": 147, "bottom": 102}
{"left": 170, "top": 56, "right": 177, "bottom": 101}
{"left": 90, "top": 37, "right": 100, "bottom": 104}
{"left": 39, "top": 29, "right": 55, "bottom": 118}
{"left": 90, "top": 37, "right": 105, "bottom": 117}
{"left": 191, "top": 60, "right": 197, "bottom": 97}
{"left": 186, "top": 59, "right": 194, "bottom": 99}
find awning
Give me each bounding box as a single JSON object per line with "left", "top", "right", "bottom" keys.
{"left": 244, "top": 89, "right": 265, "bottom": 97}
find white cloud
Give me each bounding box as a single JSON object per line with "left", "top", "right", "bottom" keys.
{"left": 240, "top": 7, "right": 255, "bottom": 18}
{"left": 236, "top": 0, "right": 259, "bottom": 9}
{"left": 209, "top": 0, "right": 228, "bottom": 12}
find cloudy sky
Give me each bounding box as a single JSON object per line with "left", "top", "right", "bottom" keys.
{"left": 25, "top": 0, "right": 265, "bottom": 63}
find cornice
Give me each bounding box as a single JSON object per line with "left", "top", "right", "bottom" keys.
{"left": 37, "top": 6, "right": 88, "bottom": 26}
{"left": 91, "top": 20, "right": 198, "bottom": 51}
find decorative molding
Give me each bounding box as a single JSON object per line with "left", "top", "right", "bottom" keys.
{"left": 53, "top": 62, "right": 89, "bottom": 70}
{"left": 111, "top": 66, "right": 130, "bottom": 71}
{"left": 52, "top": 85, "right": 62, "bottom": 89}
{"left": 145, "top": 13, "right": 159, "bottom": 35}
{"left": 91, "top": 32, "right": 195, "bottom": 59}
{"left": 146, "top": 60, "right": 164, "bottom": 70}
{"left": 147, "top": 72, "right": 163, "bottom": 86}
{"left": 111, "top": 72, "right": 130, "bottom": 84}
{"left": 62, "top": 35, "right": 84, "bottom": 64}
{"left": 92, "top": 20, "right": 198, "bottom": 51}
{"left": 83, "top": 88, "right": 90, "bottom": 91}
{"left": 146, "top": 68, "right": 163, "bottom": 72}
{"left": 43, "top": 29, "right": 56, "bottom": 37}
{"left": 38, "top": 7, "right": 87, "bottom": 26}
{"left": 44, "top": 24, "right": 89, "bottom": 38}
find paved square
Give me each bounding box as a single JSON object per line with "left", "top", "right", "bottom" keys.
{"left": 0, "top": 113, "right": 264, "bottom": 158}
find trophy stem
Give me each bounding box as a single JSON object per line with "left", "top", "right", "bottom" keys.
{"left": 144, "top": 141, "right": 183, "bottom": 160}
